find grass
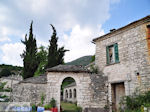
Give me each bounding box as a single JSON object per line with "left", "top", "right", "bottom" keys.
{"left": 61, "top": 102, "right": 77, "bottom": 112}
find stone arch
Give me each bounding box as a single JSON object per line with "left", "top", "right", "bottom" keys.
{"left": 61, "top": 77, "right": 76, "bottom": 102}
{"left": 46, "top": 65, "right": 108, "bottom": 112}
{"left": 46, "top": 71, "right": 92, "bottom": 111}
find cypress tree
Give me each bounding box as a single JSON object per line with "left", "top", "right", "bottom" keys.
{"left": 47, "top": 24, "right": 68, "bottom": 68}
{"left": 21, "top": 21, "right": 38, "bottom": 79}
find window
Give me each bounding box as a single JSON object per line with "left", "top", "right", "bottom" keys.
{"left": 69, "top": 89, "right": 72, "bottom": 98}
{"left": 65, "top": 90, "right": 68, "bottom": 98}
{"left": 106, "top": 43, "right": 119, "bottom": 64}
{"left": 74, "top": 89, "right": 76, "bottom": 98}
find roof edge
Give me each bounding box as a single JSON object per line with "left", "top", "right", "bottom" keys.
{"left": 93, "top": 15, "right": 150, "bottom": 42}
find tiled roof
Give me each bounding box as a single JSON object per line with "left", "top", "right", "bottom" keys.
{"left": 20, "top": 74, "right": 47, "bottom": 84}
{"left": 46, "top": 65, "right": 89, "bottom": 73}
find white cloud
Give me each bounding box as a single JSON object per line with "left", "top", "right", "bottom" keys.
{"left": 0, "top": 37, "right": 11, "bottom": 42}
{"left": 0, "top": 0, "right": 120, "bottom": 65}
{"left": 63, "top": 25, "right": 104, "bottom": 62}
{"left": 0, "top": 43, "right": 25, "bottom": 66}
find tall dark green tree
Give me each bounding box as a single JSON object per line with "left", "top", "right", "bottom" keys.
{"left": 21, "top": 21, "right": 38, "bottom": 79}
{"left": 47, "top": 24, "right": 68, "bottom": 68}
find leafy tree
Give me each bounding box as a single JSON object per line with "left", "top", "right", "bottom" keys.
{"left": 21, "top": 21, "right": 38, "bottom": 79}
{"left": 47, "top": 24, "right": 68, "bottom": 68}
{"left": 34, "top": 46, "right": 48, "bottom": 76}
{"left": 0, "top": 68, "right": 11, "bottom": 78}
{"left": 0, "top": 64, "right": 22, "bottom": 71}
{"left": 37, "top": 46, "right": 48, "bottom": 63}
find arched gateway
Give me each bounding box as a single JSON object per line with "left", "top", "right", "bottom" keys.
{"left": 46, "top": 65, "right": 108, "bottom": 112}
{"left": 46, "top": 65, "right": 93, "bottom": 111}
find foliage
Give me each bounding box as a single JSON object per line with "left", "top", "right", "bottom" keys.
{"left": 90, "top": 65, "right": 98, "bottom": 74}
{"left": 91, "top": 55, "right": 95, "bottom": 62}
{"left": 40, "top": 93, "right": 45, "bottom": 106}
{"left": 31, "top": 104, "right": 37, "bottom": 112}
{"left": 0, "top": 68, "right": 11, "bottom": 78}
{"left": 0, "top": 82, "right": 7, "bottom": 92}
{"left": 75, "top": 106, "right": 82, "bottom": 112}
{"left": 34, "top": 46, "right": 48, "bottom": 76}
{"left": 119, "top": 90, "right": 150, "bottom": 112}
{"left": 50, "top": 98, "right": 56, "bottom": 108}
{"left": 66, "top": 55, "right": 93, "bottom": 66}
{"left": 21, "top": 21, "right": 38, "bottom": 79}
{"left": 61, "top": 77, "right": 75, "bottom": 92}
{"left": 44, "top": 104, "right": 52, "bottom": 110}
{"left": 0, "top": 64, "right": 22, "bottom": 71}
{"left": 0, "top": 82, "right": 9, "bottom": 102}
{"left": 47, "top": 24, "right": 68, "bottom": 68}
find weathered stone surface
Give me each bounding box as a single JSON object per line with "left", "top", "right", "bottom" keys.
{"left": 12, "top": 82, "right": 46, "bottom": 105}
{"left": 94, "top": 15, "right": 150, "bottom": 111}
{"left": 84, "top": 108, "right": 108, "bottom": 112}
{"left": 46, "top": 71, "right": 108, "bottom": 112}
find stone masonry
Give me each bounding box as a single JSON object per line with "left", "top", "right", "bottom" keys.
{"left": 12, "top": 65, "right": 108, "bottom": 112}
{"left": 12, "top": 75, "right": 47, "bottom": 105}
{"left": 93, "top": 15, "right": 150, "bottom": 111}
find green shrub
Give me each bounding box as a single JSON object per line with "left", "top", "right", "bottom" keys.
{"left": 44, "top": 104, "right": 52, "bottom": 110}
{"left": 40, "top": 93, "right": 45, "bottom": 106}
{"left": 50, "top": 98, "right": 56, "bottom": 108}
{"left": 75, "top": 106, "right": 82, "bottom": 112}
{"left": 119, "top": 90, "right": 150, "bottom": 111}
{"left": 32, "top": 104, "right": 37, "bottom": 112}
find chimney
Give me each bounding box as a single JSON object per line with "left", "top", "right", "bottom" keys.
{"left": 110, "top": 29, "right": 116, "bottom": 32}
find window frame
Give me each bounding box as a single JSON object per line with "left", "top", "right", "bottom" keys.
{"left": 106, "top": 43, "right": 119, "bottom": 65}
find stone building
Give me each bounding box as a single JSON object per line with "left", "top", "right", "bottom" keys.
{"left": 93, "top": 15, "right": 150, "bottom": 111}
{"left": 63, "top": 82, "right": 77, "bottom": 103}
{"left": 12, "top": 15, "right": 150, "bottom": 112}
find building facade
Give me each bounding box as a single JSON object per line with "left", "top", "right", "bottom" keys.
{"left": 93, "top": 15, "right": 150, "bottom": 111}
{"left": 63, "top": 82, "right": 77, "bottom": 103}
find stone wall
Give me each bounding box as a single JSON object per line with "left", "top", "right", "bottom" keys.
{"left": 12, "top": 83, "right": 46, "bottom": 105}
{"left": 46, "top": 72, "right": 108, "bottom": 112}
{"left": 0, "top": 75, "right": 22, "bottom": 98}
{"left": 95, "top": 18, "right": 150, "bottom": 110}
{"left": 89, "top": 73, "right": 108, "bottom": 108}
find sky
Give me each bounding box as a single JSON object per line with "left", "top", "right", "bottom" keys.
{"left": 0, "top": 0, "right": 149, "bottom": 66}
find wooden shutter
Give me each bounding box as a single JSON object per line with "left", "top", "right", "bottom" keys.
{"left": 114, "top": 43, "right": 119, "bottom": 63}
{"left": 106, "top": 46, "right": 109, "bottom": 64}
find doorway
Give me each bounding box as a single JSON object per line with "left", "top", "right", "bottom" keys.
{"left": 111, "top": 82, "right": 125, "bottom": 111}
{"left": 61, "top": 77, "right": 77, "bottom": 112}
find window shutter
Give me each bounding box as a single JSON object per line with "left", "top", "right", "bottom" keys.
{"left": 114, "top": 43, "right": 119, "bottom": 63}
{"left": 106, "top": 46, "right": 109, "bottom": 64}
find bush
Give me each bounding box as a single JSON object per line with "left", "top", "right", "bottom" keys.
{"left": 0, "top": 68, "right": 11, "bottom": 78}
{"left": 44, "top": 104, "right": 52, "bottom": 110}
{"left": 32, "top": 104, "right": 37, "bottom": 112}
{"left": 119, "top": 90, "right": 150, "bottom": 111}
{"left": 40, "top": 93, "right": 45, "bottom": 106}
{"left": 50, "top": 98, "right": 56, "bottom": 108}
{"left": 75, "top": 106, "right": 82, "bottom": 112}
